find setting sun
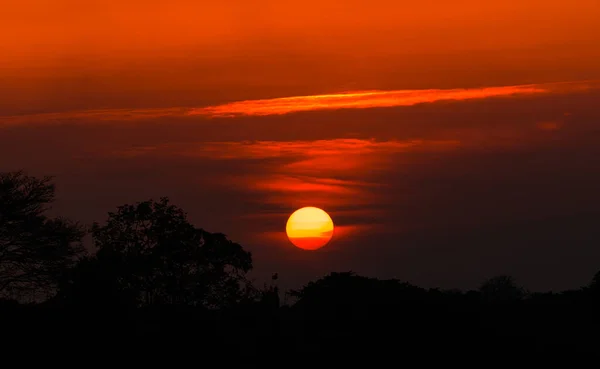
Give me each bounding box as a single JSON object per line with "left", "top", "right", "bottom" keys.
{"left": 286, "top": 207, "right": 334, "bottom": 250}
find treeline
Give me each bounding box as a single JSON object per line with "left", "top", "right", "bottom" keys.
{"left": 1, "top": 170, "right": 599, "bottom": 359}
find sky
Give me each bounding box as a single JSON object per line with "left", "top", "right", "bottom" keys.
{"left": 2, "top": 0, "right": 600, "bottom": 293}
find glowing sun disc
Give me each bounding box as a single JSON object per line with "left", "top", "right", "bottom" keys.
{"left": 286, "top": 207, "right": 334, "bottom": 250}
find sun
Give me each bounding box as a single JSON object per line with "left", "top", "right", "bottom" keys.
{"left": 286, "top": 207, "right": 334, "bottom": 250}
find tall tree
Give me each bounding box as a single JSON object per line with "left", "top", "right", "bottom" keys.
{"left": 79, "top": 197, "right": 254, "bottom": 308}
{"left": 0, "top": 171, "right": 84, "bottom": 300}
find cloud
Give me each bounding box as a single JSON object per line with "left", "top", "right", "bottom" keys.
{"left": 536, "top": 121, "right": 562, "bottom": 131}
{"left": 1, "top": 80, "right": 596, "bottom": 127}
{"left": 105, "top": 138, "right": 464, "bottom": 244}
{"left": 190, "top": 84, "right": 550, "bottom": 117}
{"left": 0, "top": 108, "right": 189, "bottom": 127}
{"left": 113, "top": 137, "right": 458, "bottom": 160}
{"left": 108, "top": 139, "right": 461, "bottom": 200}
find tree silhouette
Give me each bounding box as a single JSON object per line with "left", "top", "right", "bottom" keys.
{"left": 590, "top": 270, "right": 600, "bottom": 291}
{"left": 479, "top": 275, "right": 525, "bottom": 303}
{"left": 588, "top": 270, "right": 600, "bottom": 308}
{"left": 68, "top": 197, "right": 254, "bottom": 308}
{"left": 57, "top": 255, "right": 138, "bottom": 308}
{"left": 0, "top": 171, "right": 84, "bottom": 300}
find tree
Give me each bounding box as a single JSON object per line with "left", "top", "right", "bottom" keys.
{"left": 57, "top": 255, "right": 138, "bottom": 309}
{"left": 0, "top": 171, "right": 84, "bottom": 300}
{"left": 72, "top": 197, "right": 254, "bottom": 308}
{"left": 588, "top": 270, "right": 600, "bottom": 306}
{"left": 479, "top": 275, "right": 525, "bottom": 303}
{"left": 590, "top": 270, "right": 600, "bottom": 291}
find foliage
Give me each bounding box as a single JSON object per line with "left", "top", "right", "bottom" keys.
{"left": 479, "top": 275, "right": 525, "bottom": 303}
{"left": 65, "top": 197, "right": 254, "bottom": 308}
{"left": 591, "top": 270, "right": 600, "bottom": 290}
{"left": 288, "top": 272, "right": 428, "bottom": 319}
{"left": 57, "top": 255, "right": 138, "bottom": 308}
{"left": 0, "top": 171, "right": 84, "bottom": 300}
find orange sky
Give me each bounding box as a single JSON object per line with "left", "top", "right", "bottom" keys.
{"left": 2, "top": 1, "right": 600, "bottom": 115}
{"left": 2, "top": 1, "right": 600, "bottom": 291}
{"left": 4, "top": 0, "right": 600, "bottom": 62}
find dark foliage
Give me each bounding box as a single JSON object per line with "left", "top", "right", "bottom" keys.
{"left": 59, "top": 197, "right": 255, "bottom": 309}
{"left": 2, "top": 171, "right": 600, "bottom": 362}
{"left": 0, "top": 171, "right": 84, "bottom": 300}
{"left": 479, "top": 274, "right": 526, "bottom": 302}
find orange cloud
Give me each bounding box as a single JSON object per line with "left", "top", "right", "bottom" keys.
{"left": 536, "top": 121, "right": 562, "bottom": 131}
{"left": 1, "top": 81, "right": 595, "bottom": 127}
{"left": 0, "top": 108, "right": 188, "bottom": 127}
{"left": 113, "top": 138, "right": 453, "bottom": 158}
{"left": 191, "top": 84, "right": 549, "bottom": 117}
{"left": 109, "top": 138, "right": 461, "bottom": 209}
{"left": 253, "top": 175, "right": 366, "bottom": 195}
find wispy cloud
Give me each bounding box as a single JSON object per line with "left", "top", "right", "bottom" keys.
{"left": 190, "top": 84, "right": 550, "bottom": 117}
{"left": 1, "top": 81, "right": 595, "bottom": 126}
{"left": 0, "top": 107, "right": 188, "bottom": 127}
{"left": 112, "top": 138, "right": 460, "bottom": 166}
{"left": 109, "top": 138, "right": 462, "bottom": 210}
{"left": 105, "top": 139, "right": 426, "bottom": 240}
